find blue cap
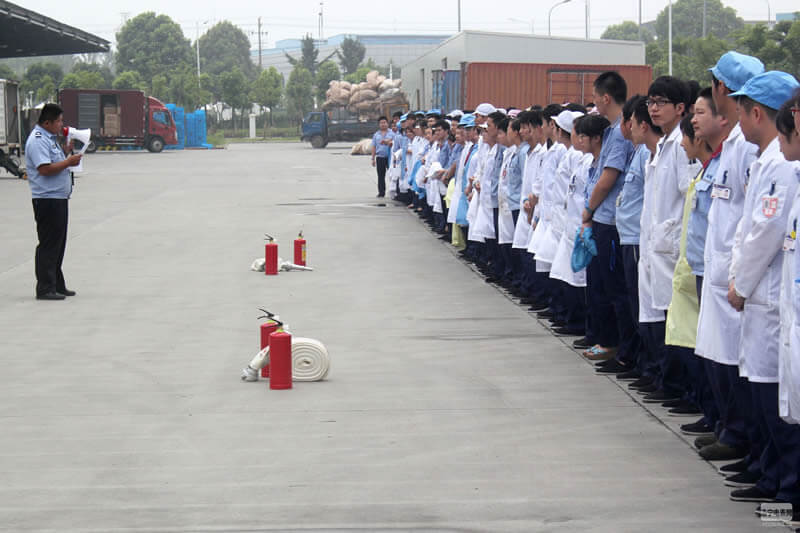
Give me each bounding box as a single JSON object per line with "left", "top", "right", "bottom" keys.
{"left": 414, "top": 110, "right": 425, "bottom": 117}
{"left": 400, "top": 113, "right": 409, "bottom": 121}
{"left": 729, "top": 71, "right": 800, "bottom": 111}
{"left": 426, "top": 108, "right": 442, "bottom": 116}
{"left": 458, "top": 113, "right": 475, "bottom": 127}
{"left": 709, "top": 51, "right": 765, "bottom": 92}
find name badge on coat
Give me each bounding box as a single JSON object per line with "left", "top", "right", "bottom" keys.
{"left": 762, "top": 196, "right": 779, "bottom": 218}
{"left": 711, "top": 184, "right": 730, "bottom": 200}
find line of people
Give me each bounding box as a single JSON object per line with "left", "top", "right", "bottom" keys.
{"left": 375, "top": 50, "right": 800, "bottom": 525}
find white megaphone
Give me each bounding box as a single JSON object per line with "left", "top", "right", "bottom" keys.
{"left": 62, "top": 127, "right": 91, "bottom": 173}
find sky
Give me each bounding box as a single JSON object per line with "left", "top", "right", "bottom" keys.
{"left": 13, "top": 0, "right": 800, "bottom": 50}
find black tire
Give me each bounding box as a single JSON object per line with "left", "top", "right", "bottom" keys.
{"left": 85, "top": 140, "right": 97, "bottom": 154}
{"left": 147, "top": 136, "right": 165, "bottom": 153}
{"left": 310, "top": 135, "right": 326, "bottom": 149}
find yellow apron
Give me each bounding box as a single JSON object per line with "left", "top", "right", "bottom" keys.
{"left": 451, "top": 224, "right": 466, "bottom": 250}
{"left": 665, "top": 169, "right": 704, "bottom": 348}
{"left": 444, "top": 177, "right": 456, "bottom": 208}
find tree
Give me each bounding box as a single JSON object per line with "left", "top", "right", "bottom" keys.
{"left": 285, "top": 65, "right": 314, "bottom": 120}
{"left": 219, "top": 66, "right": 250, "bottom": 134}
{"left": 21, "top": 62, "right": 64, "bottom": 103}
{"left": 250, "top": 67, "right": 283, "bottom": 135}
{"left": 60, "top": 71, "right": 105, "bottom": 89}
{"left": 601, "top": 21, "right": 653, "bottom": 43}
{"left": 285, "top": 34, "right": 336, "bottom": 76}
{"left": 315, "top": 60, "right": 341, "bottom": 103}
{"left": 71, "top": 61, "right": 113, "bottom": 88}
{"left": 112, "top": 71, "right": 147, "bottom": 91}
{"left": 197, "top": 21, "right": 255, "bottom": 80}
{"left": 336, "top": 36, "right": 365, "bottom": 75}
{"left": 116, "top": 12, "right": 193, "bottom": 86}
{"left": 0, "top": 64, "right": 17, "bottom": 80}
{"left": 654, "top": 0, "right": 743, "bottom": 42}
{"left": 737, "top": 19, "right": 800, "bottom": 78}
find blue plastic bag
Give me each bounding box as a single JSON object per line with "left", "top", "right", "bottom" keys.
{"left": 571, "top": 226, "right": 598, "bottom": 272}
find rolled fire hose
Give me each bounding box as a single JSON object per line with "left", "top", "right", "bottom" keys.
{"left": 243, "top": 337, "right": 330, "bottom": 382}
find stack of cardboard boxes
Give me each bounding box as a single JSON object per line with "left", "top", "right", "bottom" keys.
{"left": 103, "top": 103, "right": 120, "bottom": 137}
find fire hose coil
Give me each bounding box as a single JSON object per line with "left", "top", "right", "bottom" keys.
{"left": 242, "top": 337, "right": 330, "bottom": 382}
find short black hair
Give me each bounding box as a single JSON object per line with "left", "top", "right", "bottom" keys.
{"left": 680, "top": 113, "right": 696, "bottom": 142}
{"left": 518, "top": 109, "right": 544, "bottom": 127}
{"left": 510, "top": 118, "right": 522, "bottom": 132}
{"left": 487, "top": 111, "right": 506, "bottom": 127}
{"left": 776, "top": 88, "right": 800, "bottom": 138}
{"left": 697, "top": 87, "right": 717, "bottom": 115}
{"left": 648, "top": 76, "right": 689, "bottom": 113}
{"left": 542, "top": 103, "right": 563, "bottom": 121}
{"left": 573, "top": 114, "right": 610, "bottom": 138}
{"left": 434, "top": 119, "right": 450, "bottom": 131}
{"left": 564, "top": 102, "right": 587, "bottom": 113}
{"left": 622, "top": 94, "right": 643, "bottom": 122}
{"left": 594, "top": 71, "right": 628, "bottom": 105}
{"left": 392, "top": 111, "right": 403, "bottom": 119}
{"left": 632, "top": 95, "right": 664, "bottom": 136}
{"left": 378, "top": 115, "right": 388, "bottom": 123}
{"left": 737, "top": 96, "right": 778, "bottom": 121}
{"left": 496, "top": 116, "right": 510, "bottom": 132}
{"left": 38, "top": 103, "right": 63, "bottom": 125}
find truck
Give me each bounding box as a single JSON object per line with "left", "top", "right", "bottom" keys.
{"left": 301, "top": 103, "right": 408, "bottom": 149}
{"left": 0, "top": 79, "right": 24, "bottom": 178}
{"left": 58, "top": 89, "right": 178, "bottom": 153}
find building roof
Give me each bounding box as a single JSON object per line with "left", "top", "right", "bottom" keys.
{"left": 269, "top": 33, "right": 450, "bottom": 53}
{"left": 0, "top": 0, "right": 109, "bottom": 58}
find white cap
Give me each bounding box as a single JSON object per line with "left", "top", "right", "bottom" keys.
{"left": 497, "top": 108, "right": 507, "bottom": 115}
{"left": 449, "top": 109, "right": 464, "bottom": 118}
{"left": 508, "top": 109, "right": 521, "bottom": 118}
{"left": 555, "top": 110, "right": 584, "bottom": 134}
{"left": 475, "top": 103, "right": 496, "bottom": 116}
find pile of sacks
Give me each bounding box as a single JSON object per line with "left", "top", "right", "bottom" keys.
{"left": 324, "top": 70, "right": 408, "bottom": 121}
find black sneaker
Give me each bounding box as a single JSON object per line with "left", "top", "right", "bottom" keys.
{"left": 668, "top": 402, "right": 702, "bottom": 417}
{"left": 615, "top": 369, "right": 641, "bottom": 381}
{"left": 694, "top": 435, "right": 717, "bottom": 449}
{"left": 553, "top": 327, "right": 585, "bottom": 337}
{"left": 680, "top": 419, "right": 713, "bottom": 436}
{"left": 572, "top": 337, "right": 593, "bottom": 349}
{"left": 661, "top": 398, "right": 683, "bottom": 408}
{"left": 643, "top": 390, "right": 680, "bottom": 403}
{"left": 537, "top": 310, "right": 555, "bottom": 319}
{"left": 596, "top": 360, "right": 629, "bottom": 374}
{"left": 729, "top": 486, "right": 776, "bottom": 503}
{"left": 724, "top": 470, "right": 760, "bottom": 488}
{"left": 718, "top": 458, "right": 749, "bottom": 475}
{"left": 636, "top": 383, "right": 659, "bottom": 394}
{"left": 628, "top": 377, "right": 654, "bottom": 390}
{"left": 528, "top": 304, "right": 549, "bottom": 312}
{"left": 700, "top": 441, "right": 748, "bottom": 461}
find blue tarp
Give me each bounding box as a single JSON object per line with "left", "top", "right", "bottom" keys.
{"left": 165, "top": 106, "right": 212, "bottom": 149}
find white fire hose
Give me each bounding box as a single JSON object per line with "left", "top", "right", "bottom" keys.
{"left": 241, "top": 337, "right": 330, "bottom": 382}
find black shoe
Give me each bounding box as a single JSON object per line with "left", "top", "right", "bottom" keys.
{"left": 57, "top": 288, "right": 76, "bottom": 297}
{"left": 636, "top": 383, "right": 659, "bottom": 394}
{"left": 573, "top": 337, "right": 592, "bottom": 349}
{"left": 36, "top": 292, "right": 66, "bottom": 300}
{"left": 724, "top": 470, "right": 761, "bottom": 488}
{"left": 700, "top": 441, "right": 748, "bottom": 461}
{"left": 729, "top": 486, "right": 776, "bottom": 503}
{"left": 628, "top": 377, "right": 654, "bottom": 390}
{"left": 680, "top": 419, "right": 714, "bottom": 436}
{"left": 520, "top": 298, "right": 545, "bottom": 306}
{"left": 694, "top": 435, "right": 717, "bottom": 449}
{"left": 553, "top": 327, "right": 584, "bottom": 337}
{"left": 485, "top": 277, "right": 501, "bottom": 284}
{"left": 548, "top": 319, "right": 567, "bottom": 329}
{"left": 668, "top": 402, "right": 702, "bottom": 417}
{"left": 615, "top": 369, "right": 641, "bottom": 381}
{"left": 537, "top": 310, "right": 555, "bottom": 319}
{"left": 643, "top": 390, "right": 680, "bottom": 403}
{"left": 718, "top": 458, "right": 749, "bottom": 475}
{"left": 528, "top": 304, "right": 549, "bottom": 312}
{"left": 596, "top": 360, "right": 629, "bottom": 374}
{"left": 661, "top": 398, "right": 683, "bottom": 408}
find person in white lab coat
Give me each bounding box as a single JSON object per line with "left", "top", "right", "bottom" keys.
{"left": 637, "top": 76, "right": 692, "bottom": 404}
{"left": 775, "top": 89, "right": 800, "bottom": 524}
{"left": 694, "top": 52, "right": 765, "bottom": 464}
{"left": 724, "top": 71, "right": 800, "bottom": 504}
{"left": 465, "top": 104, "right": 496, "bottom": 265}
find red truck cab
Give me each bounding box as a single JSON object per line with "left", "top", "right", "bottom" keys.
{"left": 146, "top": 96, "right": 177, "bottom": 151}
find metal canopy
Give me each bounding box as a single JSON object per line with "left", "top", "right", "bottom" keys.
{"left": 0, "top": 1, "right": 110, "bottom": 58}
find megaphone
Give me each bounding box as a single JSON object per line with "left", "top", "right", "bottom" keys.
{"left": 61, "top": 127, "right": 91, "bottom": 172}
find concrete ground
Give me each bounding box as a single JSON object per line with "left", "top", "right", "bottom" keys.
{"left": 0, "top": 143, "right": 787, "bottom": 532}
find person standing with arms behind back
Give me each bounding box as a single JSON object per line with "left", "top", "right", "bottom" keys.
{"left": 25, "top": 103, "right": 83, "bottom": 301}
{"left": 371, "top": 116, "right": 395, "bottom": 198}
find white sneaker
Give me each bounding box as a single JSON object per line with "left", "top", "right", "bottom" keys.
{"left": 240, "top": 366, "right": 259, "bottom": 382}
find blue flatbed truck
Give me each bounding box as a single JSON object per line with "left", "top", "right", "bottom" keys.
{"left": 301, "top": 105, "right": 407, "bottom": 149}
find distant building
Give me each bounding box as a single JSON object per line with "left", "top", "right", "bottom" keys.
{"left": 776, "top": 12, "right": 799, "bottom": 22}
{"left": 251, "top": 34, "right": 450, "bottom": 81}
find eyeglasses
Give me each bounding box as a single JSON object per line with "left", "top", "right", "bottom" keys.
{"left": 646, "top": 98, "right": 674, "bottom": 109}
{"left": 791, "top": 107, "right": 800, "bottom": 117}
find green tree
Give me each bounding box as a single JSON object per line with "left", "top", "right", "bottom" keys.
{"left": 336, "top": 36, "right": 365, "bottom": 75}
{"left": 601, "top": 21, "right": 653, "bottom": 43}
{"left": 250, "top": 67, "right": 283, "bottom": 135}
{"left": 197, "top": 21, "right": 255, "bottom": 80}
{"left": 219, "top": 66, "right": 250, "bottom": 134}
{"left": 315, "top": 60, "right": 341, "bottom": 103}
{"left": 285, "top": 34, "right": 336, "bottom": 76}
{"left": 116, "top": 12, "right": 193, "bottom": 86}
{"left": 285, "top": 65, "right": 314, "bottom": 120}
{"left": 21, "top": 62, "right": 64, "bottom": 103}
{"left": 60, "top": 71, "right": 105, "bottom": 89}
{"left": 654, "top": 0, "right": 743, "bottom": 42}
{"left": 112, "top": 71, "right": 147, "bottom": 91}
{"left": 166, "top": 66, "right": 211, "bottom": 109}
{"left": 71, "top": 61, "right": 113, "bottom": 88}
{"left": 737, "top": 19, "right": 800, "bottom": 78}
{"left": 0, "top": 64, "right": 17, "bottom": 80}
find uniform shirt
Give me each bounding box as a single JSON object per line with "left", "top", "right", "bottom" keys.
{"left": 488, "top": 144, "right": 506, "bottom": 208}
{"left": 437, "top": 140, "right": 452, "bottom": 168}
{"left": 506, "top": 144, "right": 525, "bottom": 209}
{"left": 25, "top": 124, "right": 72, "bottom": 199}
{"left": 371, "top": 129, "right": 395, "bottom": 158}
{"left": 616, "top": 144, "right": 649, "bottom": 245}
{"left": 586, "top": 117, "right": 635, "bottom": 225}
{"left": 685, "top": 149, "right": 721, "bottom": 275}
{"left": 446, "top": 142, "right": 463, "bottom": 171}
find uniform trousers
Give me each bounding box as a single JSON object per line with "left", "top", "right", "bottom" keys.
{"left": 375, "top": 156, "right": 388, "bottom": 196}
{"left": 32, "top": 198, "right": 69, "bottom": 296}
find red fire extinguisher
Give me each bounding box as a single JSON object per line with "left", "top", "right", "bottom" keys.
{"left": 294, "top": 231, "right": 307, "bottom": 266}
{"left": 257, "top": 308, "right": 283, "bottom": 378}
{"left": 264, "top": 234, "right": 278, "bottom": 275}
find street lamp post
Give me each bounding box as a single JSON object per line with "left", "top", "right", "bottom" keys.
{"left": 508, "top": 17, "right": 535, "bottom": 34}
{"left": 548, "top": 0, "right": 572, "bottom": 36}
{"left": 668, "top": 0, "right": 673, "bottom": 75}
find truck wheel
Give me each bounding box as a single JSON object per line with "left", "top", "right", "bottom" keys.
{"left": 310, "top": 135, "right": 326, "bottom": 149}
{"left": 147, "top": 136, "right": 165, "bottom": 153}
{"left": 85, "top": 141, "right": 97, "bottom": 154}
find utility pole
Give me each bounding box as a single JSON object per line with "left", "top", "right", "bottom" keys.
{"left": 668, "top": 0, "right": 673, "bottom": 75}
{"left": 258, "top": 17, "right": 263, "bottom": 69}
{"left": 196, "top": 22, "right": 201, "bottom": 89}
{"left": 638, "top": 0, "right": 642, "bottom": 40}
{"left": 457, "top": 0, "right": 461, "bottom": 32}
{"left": 318, "top": 2, "right": 324, "bottom": 42}
{"left": 702, "top": 0, "right": 707, "bottom": 38}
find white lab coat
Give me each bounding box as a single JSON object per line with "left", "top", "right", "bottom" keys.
{"left": 513, "top": 143, "right": 544, "bottom": 248}
{"left": 695, "top": 124, "right": 758, "bottom": 365}
{"left": 733, "top": 138, "right": 799, "bottom": 383}
{"left": 467, "top": 137, "right": 489, "bottom": 242}
{"left": 498, "top": 145, "right": 517, "bottom": 244}
{"left": 541, "top": 147, "right": 583, "bottom": 265}
{"left": 527, "top": 142, "right": 567, "bottom": 258}
{"left": 638, "top": 125, "right": 690, "bottom": 322}
{"left": 474, "top": 143, "right": 500, "bottom": 240}
{"left": 779, "top": 167, "right": 800, "bottom": 422}
{"left": 551, "top": 153, "right": 594, "bottom": 287}
{"left": 447, "top": 141, "right": 473, "bottom": 224}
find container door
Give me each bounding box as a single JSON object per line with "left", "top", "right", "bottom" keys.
{"left": 549, "top": 71, "right": 601, "bottom": 106}
{"left": 78, "top": 93, "right": 100, "bottom": 131}
{"left": 0, "top": 82, "right": 6, "bottom": 145}
{"left": 431, "top": 70, "right": 444, "bottom": 110}
{"left": 5, "top": 82, "right": 19, "bottom": 144}
{"left": 119, "top": 92, "right": 145, "bottom": 137}
{"left": 443, "top": 71, "right": 461, "bottom": 111}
